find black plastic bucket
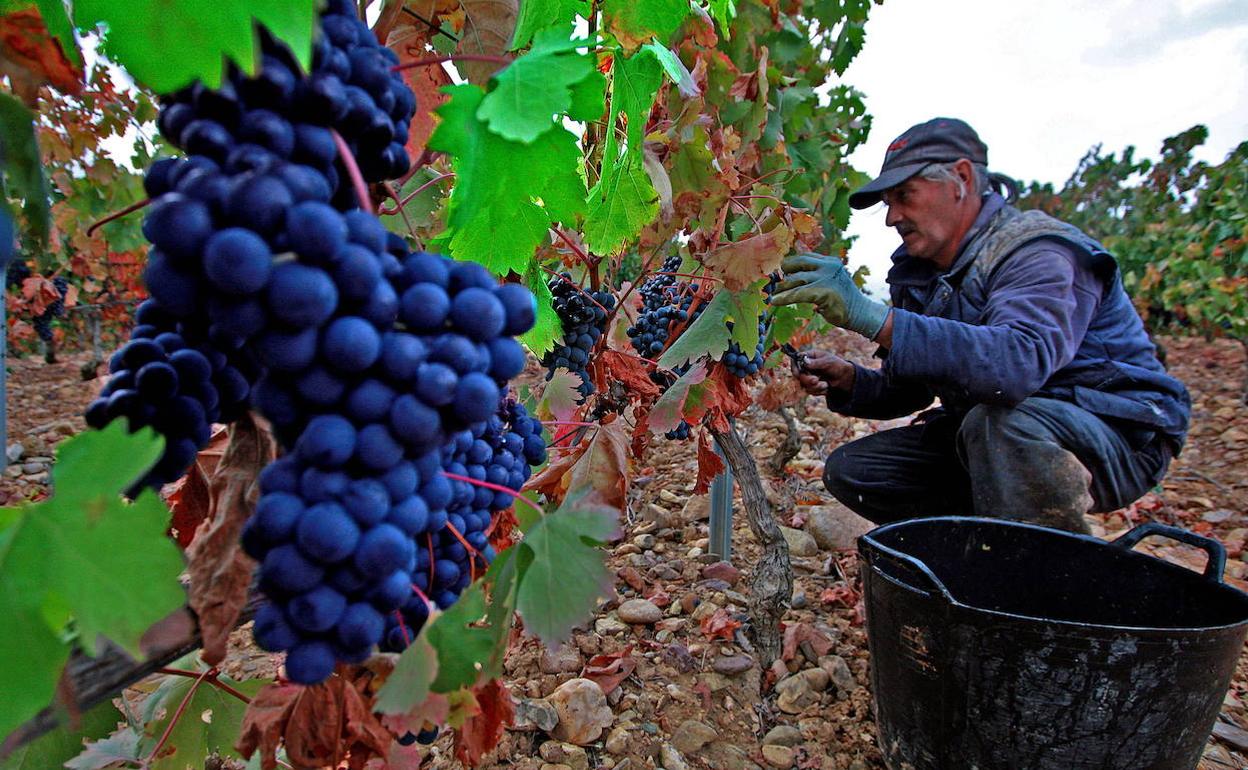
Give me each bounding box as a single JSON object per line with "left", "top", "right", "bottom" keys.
{"left": 858, "top": 517, "right": 1248, "bottom": 770}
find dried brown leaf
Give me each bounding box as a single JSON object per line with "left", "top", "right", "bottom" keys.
{"left": 186, "top": 415, "right": 274, "bottom": 665}
{"left": 527, "top": 418, "right": 631, "bottom": 509}
{"left": 781, "top": 621, "right": 835, "bottom": 661}
{"left": 694, "top": 429, "right": 725, "bottom": 494}
{"left": 453, "top": 678, "right": 514, "bottom": 766}
{"left": 580, "top": 646, "right": 636, "bottom": 695}
{"left": 453, "top": 0, "right": 516, "bottom": 85}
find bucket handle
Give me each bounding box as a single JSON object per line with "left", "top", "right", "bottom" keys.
{"left": 1111, "top": 522, "right": 1227, "bottom": 582}
{"left": 863, "top": 539, "right": 954, "bottom": 601}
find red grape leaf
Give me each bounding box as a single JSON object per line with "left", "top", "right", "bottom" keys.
{"left": 699, "top": 608, "right": 741, "bottom": 641}
{"left": 527, "top": 417, "right": 630, "bottom": 510}
{"left": 389, "top": 23, "right": 452, "bottom": 161}
{"left": 702, "top": 220, "right": 792, "bottom": 292}
{"left": 536, "top": 368, "right": 584, "bottom": 423}
{"left": 186, "top": 416, "right": 274, "bottom": 665}
{"left": 0, "top": 7, "right": 83, "bottom": 106}
{"left": 600, "top": 349, "right": 662, "bottom": 400}
{"left": 165, "top": 459, "right": 210, "bottom": 548}
{"left": 580, "top": 646, "right": 636, "bottom": 694}
{"left": 780, "top": 621, "right": 834, "bottom": 662}
{"left": 453, "top": 678, "right": 514, "bottom": 766}
{"left": 693, "top": 429, "right": 725, "bottom": 495}
{"left": 236, "top": 675, "right": 392, "bottom": 770}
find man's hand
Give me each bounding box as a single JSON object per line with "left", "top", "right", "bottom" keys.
{"left": 771, "top": 253, "right": 891, "bottom": 340}
{"left": 791, "top": 349, "right": 855, "bottom": 397}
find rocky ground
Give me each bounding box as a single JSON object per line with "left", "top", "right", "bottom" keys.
{"left": 2, "top": 333, "right": 1246, "bottom": 769}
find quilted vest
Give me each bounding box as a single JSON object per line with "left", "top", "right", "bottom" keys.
{"left": 898, "top": 204, "right": 1191, "bottom": 450}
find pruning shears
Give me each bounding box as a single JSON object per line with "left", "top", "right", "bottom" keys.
{"left": 781, "top": 343, "right": 810, "bottom": 374}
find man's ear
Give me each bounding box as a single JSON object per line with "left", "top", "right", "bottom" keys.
{"left": 953, "top": 158, "right": 975, "bottom": 200}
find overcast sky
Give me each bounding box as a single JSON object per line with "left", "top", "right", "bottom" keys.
{"left": 840, "top": 0, "right": 1248, "bottom": 292}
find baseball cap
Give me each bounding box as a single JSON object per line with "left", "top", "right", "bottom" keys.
{"left": 848, "top": 118, "right": 989, "bottom": 209}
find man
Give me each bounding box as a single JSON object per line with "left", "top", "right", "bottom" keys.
{"left": 770, "top": 118, "right": 1189, "bottom": 533}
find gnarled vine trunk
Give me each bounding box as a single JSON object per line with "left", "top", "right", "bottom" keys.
{"left": 708, "top": 423, "right": 792, "bottom": 668}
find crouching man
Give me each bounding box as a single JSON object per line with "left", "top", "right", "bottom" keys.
{"left": 771, "top": 118, "right": 1189, "bottom": 533}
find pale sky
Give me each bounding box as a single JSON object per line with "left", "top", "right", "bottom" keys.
{"left": 841, "top": 0, "right": 1248, "bottom": 293}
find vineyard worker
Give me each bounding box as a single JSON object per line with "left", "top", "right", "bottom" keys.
{"left": 771, "top": 117, "right": 1190, "bottom": 533}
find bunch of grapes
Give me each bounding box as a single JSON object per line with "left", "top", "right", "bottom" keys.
{"left": 85, "top": 4, "right": 549, "bottom": 685}
{"left": 541, "top": 274, "right": 615, "bottom": 399}
{"left": 721, "top": 318, "right": 766, "bottom": 378}
{"left": 6, "top": 259, "right": 30, "bottom": 290}
{"left": 155, "top": 0, "right": 413, "bottom": 210}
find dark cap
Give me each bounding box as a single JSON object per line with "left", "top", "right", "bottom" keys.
{"left": 849, "top": 118, "right": 988, "bottom": 209}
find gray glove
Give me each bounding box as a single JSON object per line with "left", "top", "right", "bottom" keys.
{"left": 771, "top": 253, "right": 890, "bottom": 339}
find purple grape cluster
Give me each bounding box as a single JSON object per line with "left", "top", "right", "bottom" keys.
{"left": 380, "top": 399, "right": 546, "bottom": 652}
{"left": 541, "top": 274, "right": 614, "bottom": 400}
{"left": 238, "top": 253, "right": 537, "bottom": 682}
{"left": 86, "top": 4, "right": 549, "bottom": 685}
{"left": 155, "top": 0, "right": 414, "bottom": 209}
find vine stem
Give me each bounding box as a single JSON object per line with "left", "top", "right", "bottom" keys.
{"left": 86, "top": 197, "right": 150, "bottom": 237}
{"left": 143, "top": 667, "right": 212, "bottom": 767}
{"left": 653, "top": 271, "right": 721, "bottom": 283}
{"left": 379, "top": 173, "right": 455, "bottom": 216}
{"left": 380, "top": 181, "right": 418, "bottom": 242}
{"left": 553, "top": 228, "right": 595, "bottom": 269}
{"left": 392, "top": 610, "right": 412, "bottom": 647}
{"left": 441, "top": 471, "right": 544, "bottom": 517}
{"left": 603, "top": 242, "right": 666, "bottom": 334}
{"left": 390, "top": 54, "right": 511, "bottom": 72}
{"left": 538, "top": 266, "right": 612, "bottom": 315}
{"left": 329, "top": 128, "right": 374, "bottom": 214}
{"left": 156, "top": 667, "right": 252, "bottom": 704}
{"left": 443, "top": 521, "right": 481, "bottom": 582}
{"left": 541, "top": 420, "right": 598, "bottom": 427}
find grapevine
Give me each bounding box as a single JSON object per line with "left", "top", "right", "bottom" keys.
{"left": 0, "top": 0, "right": 883, "bottom": 765}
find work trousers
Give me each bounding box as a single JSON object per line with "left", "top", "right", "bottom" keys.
{"left": 822, "top": 397, "right": 1172, "bottom": 533}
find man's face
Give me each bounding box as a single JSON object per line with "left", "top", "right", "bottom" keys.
{"left": 881, "top": 173, "right": 964, "bottom": 263}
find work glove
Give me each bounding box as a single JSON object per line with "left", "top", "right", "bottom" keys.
{"left": 771, "top": 253, "right": 890, "bottom": 340}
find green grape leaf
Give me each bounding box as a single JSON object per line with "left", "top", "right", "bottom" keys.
{"left": 584, "top": 47, "right": 664, "bottom": 255}
{"left": 511, "top": 0, "right": 589, "bottom": 50}
{"left": 63, "top": 728, "right": 142, "bottom": 770}
{"left": 641, "top": 42, "right": 697, "bottom": 97}
{"left": 72, "top": 0, "right": 317, "bottom": 93}
{"left": 829, "top": 20, "right": 867, "bottom": 75}
{"left": 765, "top": 302, "right": 815, "bottom": 347}
{"left": 648, "top": 362, "right": 709, "bottom": 434}
{"left": 426, "top": 548, "right": 517, "bottom": 692}
{"left": 567, "top": 69, "right": 608, "bottom": 122}
{"left": 34, "top": 0, "right": 81, "bottom": 66}
{"left": 514, "top": 492, "right": 617, "bottom": 644}
{"left": 601, "top": 0, "right": 691, "bottom": 49}
{"left": 478, "top": 30, "right": 597, "bottom": 143}
{"left": 585, "top": 156, "right": 658, "bottom": 257}
{"left": 0, "top": 424, "right": 184, "bottom": 740}
{"left": 2, "top": 701, "right": 122, "bottom": 770}
{"left": 705, "top": 0, "right": 736, "bottom": 37}
{"left": 0, "top": 93, "right": 50, "bottom": 248}
{"left": 520, "top": 263, "right": 561, "bottom": 356}
{"left": 431, "top": 84, "right": 586, "bottom": 276}
{"left": 426, "top": 585, "right": 494, "bottom": 693}
{"left": 130, "top": 668, "right": 268, "bottom": 770}
{"left": 375, "top": 634, "right": 439, "bottom": 715}
{"left": 658, "top": 288, "right": 765, "bottom": 370}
